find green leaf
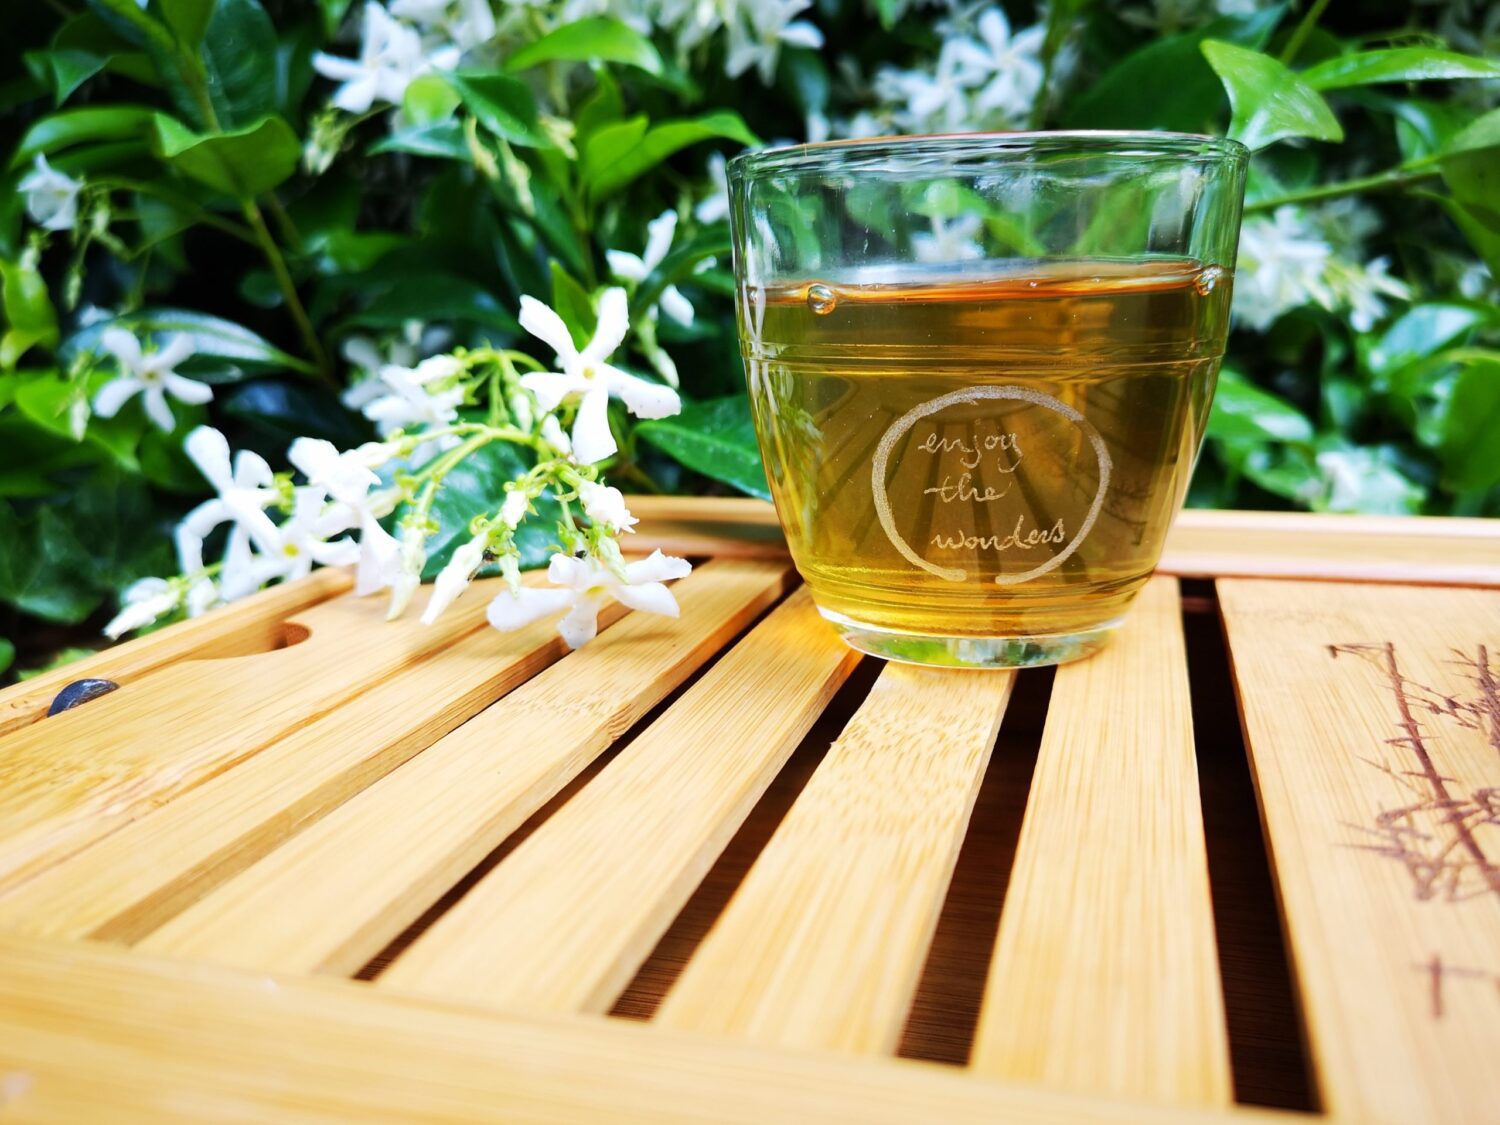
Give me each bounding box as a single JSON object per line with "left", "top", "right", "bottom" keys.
{"left": 369, "top": 120, "right": 469, "bottom": 161}
{"left": 0, "top": 638, "right": 13, "bottom": 677}
{"left": 0, "top": 499, "right": 99, "bottom": 624}
{"left": 506, "top": 18, "right": 663, "bottom": 77}
{"left": 11, "top": 105, "right": 158, "bottom": 168}
{"left": 1, "top": 256, "right": 59, "bottom": 370}
{"left": 870, "top": 0, "right": 901, "bottom": 29}
{"left": 584, "top": 111, "right": 759, "bottom": 201}
{"left": 1062, "top": 6, "right": 1284, "bottom": 131}
{"left": 200, "top": 0, "right": 280, "bottom": 128}
{"left": 1201, "top": 40, "right": 1343, "bottom": 150}
{"left": 1388, "top": 97, "right": 1474, "bottom": 161}
{"left": 576, "top": 69, "right": 624, "bottom": 142}
{"left": 344, "top": 272, "right": 521, "bottom": 335}
{"left": 159, "top": 0, "right": 215, "bottom": 47}
{"left": 405, "top": 439, "right": 560, "bottom": 577}
{"left": 0, "top": 415, "right": 102, "bottom": 497}
{"left": 319, "top": 0, "right": 354, "bottom": 35}
{"left": 1312, "top": 444, "right": 1425, "bottom": 515}
{"left": 1436, "top": 352, "right": 1500, "bottom": 493}
{"left": 152, "top": 113, "right": 300, "bottom": 199}
{"left": 636, "top": 396, "right": 770, "bottom": 500}
{"left": 1363, "top": 303, "right": 1492, "bottom": 380}
{"left": 1440, "top": 197, "right": 1500, "bottom": 279}
{"left": 630, "top": 231, "right": 730, "bottom": 322}
{"left": 64, "top": 307, "right": 310, "bottom": 378}
{"left": 1301, "top": 48, "right": 1500, "bottom": 91}
{"left": 1206, "top": 368, "right": 1315, "bottom": 444}
{"left": 549, "top": 263, "right": 595, "bottom": 350}
{"left": 447, "top": 70, "right": 548, "bottom": 147}
{"left": 1440, "top": 108, "right": 1500, "bottom": 234}
{"left": 402, "top": 74, "right": 461, "bottom": 126}
{"left": 23, "top": 48, "right": 111, "bottom": 105}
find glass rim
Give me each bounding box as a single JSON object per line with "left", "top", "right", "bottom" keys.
{"left": 729, "top": 130, "right": 1249, "bottom": 179}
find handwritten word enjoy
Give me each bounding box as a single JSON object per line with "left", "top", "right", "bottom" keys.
{"left": 918, "top": 428, "right": 1022, "bottom": 471}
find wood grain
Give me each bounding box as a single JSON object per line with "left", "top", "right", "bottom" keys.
{"left": 0, "top": 566, "right": 352, "bottom": 738}
{"left": 653, "top": 663, "right": 1011, "bottom": 1054}
{"left": 0, "top": 574, "right": 488, "bottom": 894}
{"left": 971, "top": 577, "right": 1232, "bottom": 1107}
{"left": 133, "top": 560, "right": 792, "bottom": 975}
{"left": 625, "top": 496, "right": 1500, "bottom": 587}
{"left": 375, "top": 586, "right": 860, "bottom": 1010}
{"left": 0, "top": 577, "right": 625, "bottom": 943}
{"left": 1219, "top": 579, "right": 1500, "bottom": 1123}
{"left": 0, "top": 931, "right": 1306, "bottom": 1125}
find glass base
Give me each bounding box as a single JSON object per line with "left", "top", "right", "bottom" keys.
{"left": 818, "top": 607, "right": 1122, "bottom": 670}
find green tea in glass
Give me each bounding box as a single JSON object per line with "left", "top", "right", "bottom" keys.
{"left": 729, "top": 132, "right": 1248, "bottom": 668}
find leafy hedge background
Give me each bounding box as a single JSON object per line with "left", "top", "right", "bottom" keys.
{"left": 1, "top": 0, "right": 1498, "bottom": 680}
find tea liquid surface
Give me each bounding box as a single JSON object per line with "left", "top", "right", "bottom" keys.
{"left": 741, "top": 259, "right": 1232, "bottom": 640}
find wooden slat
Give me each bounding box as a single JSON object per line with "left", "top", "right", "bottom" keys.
{"left": 0, "top": 579, "right": 627, "bottom": 943}
{"left": 133, "top": 559, "right": 793, "bottom": 975}
{"left": 971, "top": 577, "right": 1231, "bottom": 1107}
{"left": 0, "top": 932, "right": 1302, "bottom": 1125}
{"left": 374, "top": 587, "right": 860, "bottom": 1011}
{"left": 625, "top": 497, "right": 1500, "bottom": 587}
{"left": 0, "top": 566, "right": 352, "bottom": 738}
{"left": 1218, "top": 579, "right": 1500, "bottom": 1123}
{"left": 654, "top": 663, "right": 1012, "bottom": 1054}
{"left": 0, "top": 574, "right": 489, "bottom": 894}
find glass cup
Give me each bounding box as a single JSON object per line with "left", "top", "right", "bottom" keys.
{"left": 728, "top": 131, "right": 1248, "bottom": 669}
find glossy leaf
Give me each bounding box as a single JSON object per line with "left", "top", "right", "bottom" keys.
{"left": 370, "top": 120, "right": 469, "bottom": 161}
{"left": 584, "top": 111, "right": 759, "bottom": 200}
{"left": 200, "top": 0, "right": 281, "bottom": 128}
{"left": 402, "top": 74, "right": 461, "bottom": 126}
{"left": 1301, "top": 48, "right": 1500, "bottom": 91}
{"left": 506, "top": 18, "right": 663, "bottom": 76}
{"left": 1201, "top": 40, "right": 1343, "bottom": 150}
{"left": 550, "top": 262, "right": 595, "bottom": 350}
{"left": 447, "top": 70, "right": 548, "bottom": 147}
{"left": 1440, "top": 108, "right": 1500, "bottom": 233}
{"left": 344, "top": 272, "right": 521, "bottom": 335}
{"left": 11, "top": 105, "right": 158, "bottom": 168}
{"left": 22, "top": 48, "right": 110, "bottom": 106}
{"left": 636, "top": 396, "right": 770, "bottom": 500}
{"left": 1206, "top": 368, "right": 1315, "bottom": 443}
{"left": 1363, "top": 302, "right": 1491, "bottom": 380}
{"left": 0, "top": 638, "right": 13, "bottom": 678}
{"left": 1062, "top": 6, "right": 1284, "bottom": 131}
{"left": 1436, "top": 352, "right": 1500, "bottom": 493}
{"left": 152, "top": 113, "right": 300, "bottom": 199}
{"left": 1, "top": 257, "right": 59, "bottom": 370}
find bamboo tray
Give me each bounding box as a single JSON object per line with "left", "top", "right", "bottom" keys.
{"left": 0, "top": 500, "right": 1497, "bottom": 1122}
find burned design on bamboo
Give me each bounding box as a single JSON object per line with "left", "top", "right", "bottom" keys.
{"left": 1329, "top": 642, "right": 1500, "bottom": 902}
{"left": 1414, "top": 953, "right": 1495, "bottom": 1020}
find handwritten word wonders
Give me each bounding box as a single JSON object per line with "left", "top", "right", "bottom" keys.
{"left": 931, "top": 514, "right": 1067, "bottom": 552}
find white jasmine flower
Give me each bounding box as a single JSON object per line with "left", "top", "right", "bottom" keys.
{"left": 19, "top": 155, "right": 83, "bottom": 233}
{"left": 958, "top": 7, "right": 1046, "bottom": 121}
{"left": 1232, "top": 207, "right": 1334, "bottom": 332}
{"left": 362, "top": 362, "right": 464, "bottom": 441}
{"left": 912, "top": 214, "right": 985, "bottom": 264}
{"left": 486, "top": 549, "right": 692, "bottom": 648}
{"left": 92, "top": 328, "right": 212, "bottom": 432}
{"left": 387, "top": 522, "right": 428, "bottom": 618}
{"left": 876, "top": 43, "right": 984, "bottom": 134}
{"left": 518, "top": 288, "right": 680, "bottom": 464}
{"left": 225, "top": 487, "right": 361, "bottom": 599}
{"left": 577, "top": 479, "right": 637, "bottom": 534}
{"left": 725, "top": 0, "right": 823, "bottom": 83}
{"left": 288, "top": 438, "right": 382, "bottom": 506}
{"left": 313, "top": 2, "right": 460, "bottom": 114}
{"left": 354, "top": 511, "right": 402, "bottom": 597}
{"left": 539, "top": 413, "right": 573, "bottom": 457}
{"left": 185, "top": 575, "right": 219, "bottom": 617}
{"left": 607, "top": 211, "right": 695, "bottom": 326}
{"left": 104, "top": 578, "right": 178, "bottom": 639}
{"left": 420, "top": 533, "right": 487, "bottom": 624}
{"left": 390, "top": 0, "right": 496, "bottom": 50}
{"left": 499, "top": 488, "right": 530, "bottom": 529}
{"left": 175, "top": 426, "right": 284, "bottom": 582}
{"left": 694, "top": 152, "right": 730, "bottom": 224}
{"left": 340, "top": 325, "right": 451, "bottom": 408}
{"left": 1331, "top": 256, "right": 1411, "bottom": 333}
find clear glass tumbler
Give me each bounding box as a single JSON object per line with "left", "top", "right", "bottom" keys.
{"left": 728, "top": 131, "right": 1248, "bottom": 669}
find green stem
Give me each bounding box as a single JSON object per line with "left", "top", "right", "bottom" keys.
{"left": 94, "top": 178, "right": 259, "bottom": 246}
{"left": 1244, "top": 160, "right": 1443, "bottom": 213}
{"left": 1279, "top": 0, "right": 1334, "bottom": 65}
{"left": 264, "top": 194, "right": 304, "bottom": 251}
{"left": 94, "top": 0, "right": 219, "bottom": 130}
{"left": 241, "top": 199, "right": 331, "bottom": 381}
